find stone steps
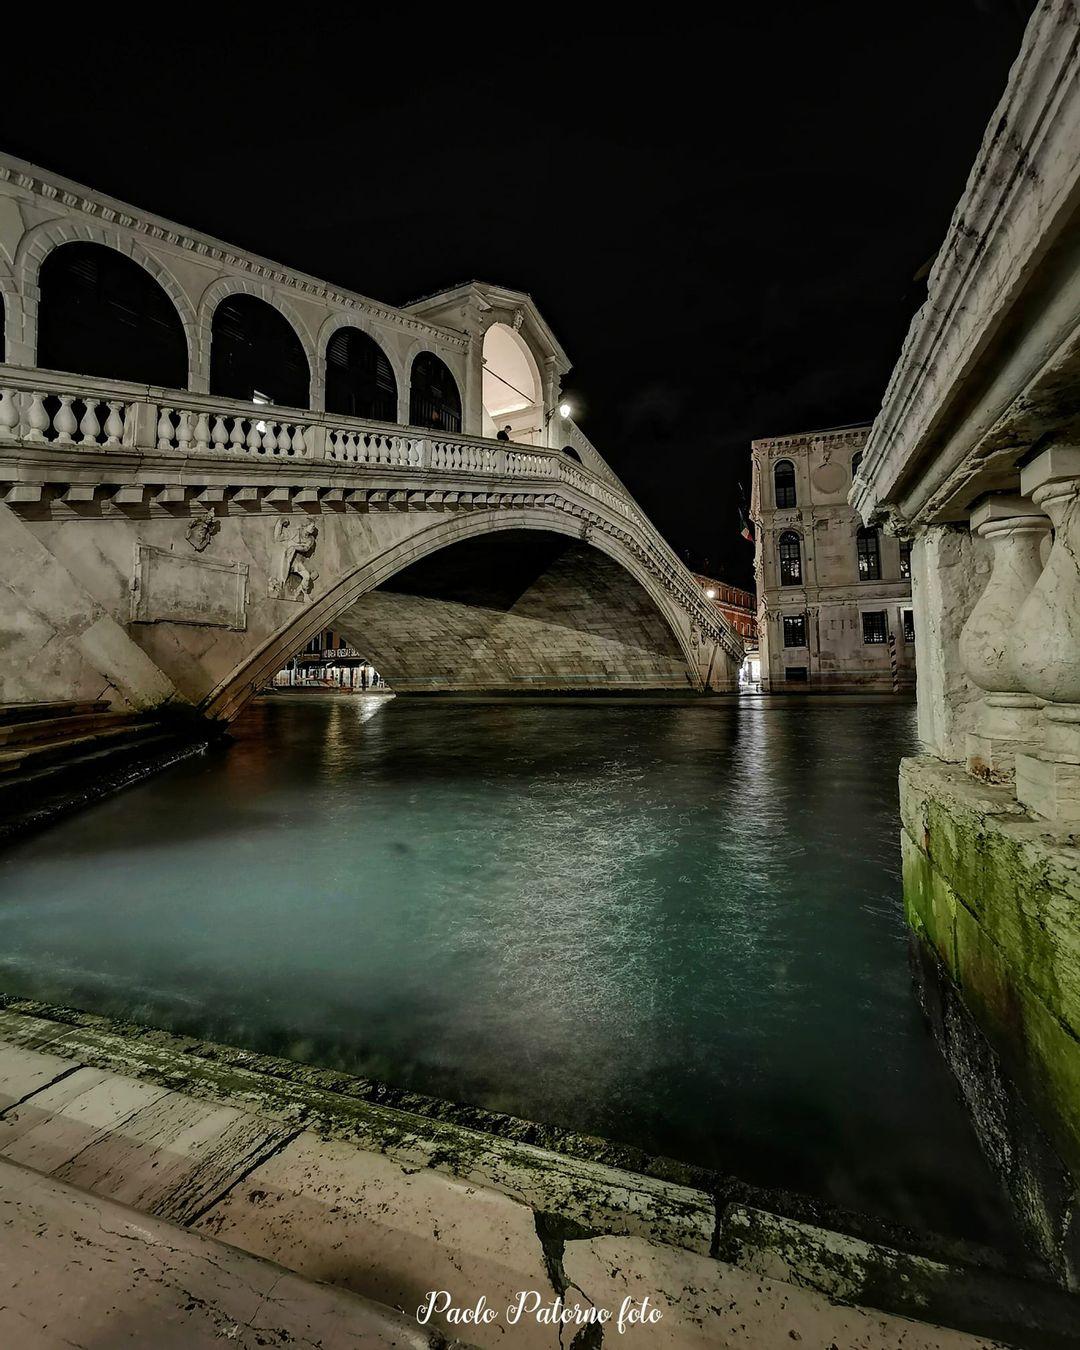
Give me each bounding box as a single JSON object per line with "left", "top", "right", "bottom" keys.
{"left": 0, "top": 699, "right": 111, "bottom": 727}
{"left": 0, "top": 709, "right": 141, "bottom": 749}
{"left": 0, "top": 703, "right": 214, "bottom": 839}
{"left": 0, "top": 720, "right": 160, "bottom": 776}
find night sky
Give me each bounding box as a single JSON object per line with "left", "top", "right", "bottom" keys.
{"left": 6, "top": 3, "right": 1032, "bottom": 586}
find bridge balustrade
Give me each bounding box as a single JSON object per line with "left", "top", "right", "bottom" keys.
{"left": 0, "top": 361, "right": 741, "bottom": 661}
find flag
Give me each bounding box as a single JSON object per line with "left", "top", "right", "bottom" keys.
{"left": 737, "top": 484, "right": 754, "bottom": 543}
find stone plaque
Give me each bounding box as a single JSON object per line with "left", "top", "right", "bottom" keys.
{"left": 130, "top": 544, "right": 248, "bottom": 630}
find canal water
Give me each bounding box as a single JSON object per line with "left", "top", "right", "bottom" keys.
{"left": 0, "top": 694, "right": 1016, "bottom": 1246}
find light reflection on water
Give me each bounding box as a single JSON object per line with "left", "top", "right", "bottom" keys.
{"left": 0, "top": 693, "right": 1015, "bottom": 1244}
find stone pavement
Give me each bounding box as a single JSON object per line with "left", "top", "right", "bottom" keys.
{"left": 0, "top": 1001, "right": 1063, "bottom": 1348}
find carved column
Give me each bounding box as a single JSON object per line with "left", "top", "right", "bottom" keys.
{"left": 959, "top": 495, "right": 1050, "bottom": 780}
{"left": 1008, "top": 446, "right": 1080, "bottom": 826}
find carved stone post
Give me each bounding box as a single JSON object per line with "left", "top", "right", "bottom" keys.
{"left": 1008, "top": 446, "right": 1080, "bottom": 826}
{"left": 959, "top": 495, "right": 1050, "bottom": 780}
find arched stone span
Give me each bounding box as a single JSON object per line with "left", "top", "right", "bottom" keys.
{"left": 13, "top": 218, "right": 198, "bottom": 382}
{"left": 202, "top": 509, "right": 718, "bottom": 722}
{"left": 309, "top": 534, "right": 689, "bottom": 695}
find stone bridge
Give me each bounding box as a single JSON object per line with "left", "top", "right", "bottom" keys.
{"left": 0, "top": 156, "right": 741, "bottom": 720}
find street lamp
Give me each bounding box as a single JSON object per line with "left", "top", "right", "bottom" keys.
{"left": 545, "top": 399, "right": 574, "bottom": 425}
{"left": 705, "top": 587, "right": 717, "bottom": 600}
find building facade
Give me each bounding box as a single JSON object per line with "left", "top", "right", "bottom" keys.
{"left": 750, "top": 425, "right": 914, "bottom": 692}
{"left": 273, "top": 629, "right": 386, "bottom": 691}
{"left": 690, "top": 573, "right": 757, "bottom": 645}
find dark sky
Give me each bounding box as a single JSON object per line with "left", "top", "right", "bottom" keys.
{"left": 6, "top": 4, "right": 1032, "bottom": 586}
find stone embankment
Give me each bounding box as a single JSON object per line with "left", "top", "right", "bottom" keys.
{"left": 1, "top": 998, "right": 1078, "bottom": 1348}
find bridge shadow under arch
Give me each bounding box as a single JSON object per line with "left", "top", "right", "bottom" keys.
{"left": 204, "top": 513, "right": 708, "bottom": 721}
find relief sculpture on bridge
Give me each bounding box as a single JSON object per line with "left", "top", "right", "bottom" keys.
{"left": 270, "top": 518, "right": 320, "bottom": 601}
{"left": 185, "top": 503, "right": 220, "bottom": 553}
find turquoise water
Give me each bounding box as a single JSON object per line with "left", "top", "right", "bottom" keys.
{"left": 0, "top": 693, "right": 1015, "bottom": 1243}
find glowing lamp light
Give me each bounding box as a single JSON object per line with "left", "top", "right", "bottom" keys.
{"left": 558, "top": 401, "right": 572, "bottom": 419}
{"left": 705, "top": 587, "right": 717, "bottom": 600}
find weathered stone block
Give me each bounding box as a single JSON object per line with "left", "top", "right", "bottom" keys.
{"left": 901, "top": 756, "right": 1080, "bottom": 1241}
{"left": 1016, "top": 752, "right": 1080, "bottom": 829}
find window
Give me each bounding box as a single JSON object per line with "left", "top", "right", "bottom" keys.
{"left": 903, "top": 609, "right": 915, "bottom": 643}
{"left": 783, "top": 614, "right": 806, "bottom": 647}
{"left": 778, "top": 531, "right": 802, "bottom": 586}
{"left": 851, "top": 450, "right": 863, "bottom": 478}
{"left": 773, "top": 459, "right": 797, "bottom": 509}
{"left": 899, "top": 538, "right": 912, "bottom": 581}
{"left": 856, "top": 526, "right": 881, "bottom": 581}
{"left": 784, "top": 666, "right": 808, "bottom": 682}
{"left": 862, "top": 610, "right": 888, "bottom": 644}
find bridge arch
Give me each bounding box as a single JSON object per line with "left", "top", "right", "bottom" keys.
{"left": 207, "top": 290, "right": 311, "bottom": 409}
{"left": 481, "top": 321, "right": 543, "bottom": 441}
{"left": 14, "top": 220, "right": 197, "bottom": 383}
{"left": 36, "top": 241, "right": 189, "bottom": 389}
{"left": 315, "top": 312, "right": 407, "bottom": 417}
{"left": 203, "top": 509, "right": 709, "bottom": 722}
{"left": 197, "top": 278, "right": 316, "bottom": 404}
{"left": 322, "top": 324, "right": 398, "bottom": 423}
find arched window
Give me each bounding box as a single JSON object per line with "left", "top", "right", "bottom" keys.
{"left": 778, "top": 530, "right": 802, "bottom": 586}
{"left": 37, "top": 242, "right": 187, "bottom": 387}
{"left": 325, "top": 327, "right": 397, "bottom": 422}
{"left": 773, "top": 459, "right": 797, "bottom": 509}
{"left": 851, "top": 450, "right": 863, "bottom": 478}
{"left": 409, "top": 352, "right": 461, "bottom": 433}
{"left": 209, "top": 294, "right": 310, "bottom": 408}
{"left": 856, "top": 526, "right": 881, "bottom": 581}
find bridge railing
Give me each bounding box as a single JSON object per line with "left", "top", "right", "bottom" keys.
{"left": 0, "top": 363, "right": 742, "bottom": 660}
{"left": 0, "top": 364, "right": 560, "bottom": 480}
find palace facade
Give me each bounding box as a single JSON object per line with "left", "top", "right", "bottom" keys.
{"left": 750, "top": 424, "right": 914, "bottom": 692}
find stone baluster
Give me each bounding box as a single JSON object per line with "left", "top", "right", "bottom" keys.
{"left": 104, "top": 402, "right": 125, "bottom": 446}
{"left": 0, "top": 389, "right": 19, "bottom": 440}
{"left": 229, "top": 418, "right": 246, "bottom": 455}
{"left": 1008, "top": 445, "right": 1080, "bottom": 827}
{"left": 175, "top": 409, "right": 193, "bottom": 450}
{"left": 78, "top": 400, "right": 101, "bottom": 446}
{"left": 24, "top": 393, "right": 49, "bottom": 442}
{"left": 245, "top": 419, "right": 261, "bottom": 454}
{"left": 959, "top": 495, "right": 1051, "bottom": 780}
{"left": 156, "top": 407, "right": 175, "bottom": 450}
{"left": 210, "top": 416, "right": 228, "bottom": 451}
{"left": 55, "top": 395, "right": 78, "bottom": 445}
